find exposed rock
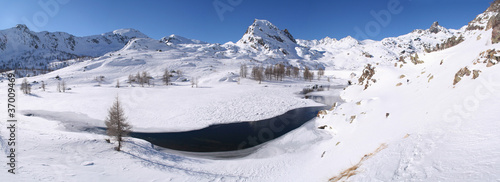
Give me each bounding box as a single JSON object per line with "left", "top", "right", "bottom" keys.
{"left": 429, "top": 21, "right": 441, "bottom": 34}
{"left": 350, "top": 115, "right": 356, "bottom": 123}
{"left": 486, "top": 0, "right": 500, "bottom": 13}
{"left": 489, "top": 14, "right": 500, "bottom": 44}
{"left": 358, "top": 64, "right": 376, "bottom": 90}
{"left": 410, "top": 53, "right": 424, "bottom": 65}
{"left": 362, "top": 52, "right": 374, "bottom": 58}
{"left": 317, "top": 110, "right": 327, "bottom": 118}
{"left": 473, "top": 70, "right": 481, "bottom": 79}
{"left": 453, "top": 67, "right": 471, "bottom": 85}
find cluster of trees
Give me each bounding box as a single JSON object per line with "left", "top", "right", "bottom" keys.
{"left": 57, "top": 81, "right": 67, "bottom": 92}
{"left": 20, "top": 78, "right": 67, "bottom": 94}
{"left": 162, "top": 69, "right": 171, "bottom": 85}
{"left": 125, "top": 69, "right": 186, "bottom": 87}
{"left": 240, "top": 64, "right": 248, "bottom": 78}
{"left": 243, "top": 64, "right": 325, "bottom": 83}
{"left": 251, "top": 66, "right": 264, "bottom": 84}
{"left": 303, "top": 67, "right": 314, "bottom": 81}
{"left": 128, "top": 71, "right": 153, "bottom": 87}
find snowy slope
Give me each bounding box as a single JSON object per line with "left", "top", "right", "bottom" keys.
{"left": 297, "top": 21, "right": 459, "bottom": 70}
{"left": 314, "top": 6, "right": 500, "bottom": 180}
{"left": 0, "top": 24, "right": 148, "bottom": 71}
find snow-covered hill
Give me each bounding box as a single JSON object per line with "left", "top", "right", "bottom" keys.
{"left": 0, "top": 25, "right": 148, "bottom": 73}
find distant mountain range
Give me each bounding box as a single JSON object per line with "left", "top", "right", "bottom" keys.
{"left": 1, "top": 1, "right": 499, "bottom": 75}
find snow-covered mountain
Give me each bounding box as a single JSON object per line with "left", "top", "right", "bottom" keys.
{"left": 2, "top": 1, "right": 500, "bottom": 181}
{"left": 235, "top": 19, "right": 322, "bottom": 60}
{"left": 160, "top": 34, "right": 207, "bottom": 45}
{"left": 0, "top": 18, "right": 465, "bottom": 74}
{"left": 0, "top": 25, "right": 148, "bottom": 72}
{"left": 296, "top": 21, "right": 460, "bottom": 69}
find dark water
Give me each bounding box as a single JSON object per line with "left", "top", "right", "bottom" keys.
{"left": 128, "top": 106, "right": 326, "bottom": 153}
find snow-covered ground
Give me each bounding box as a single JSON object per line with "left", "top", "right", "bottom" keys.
{"left": 0, "top": 67, "right": 346, "bottom": 181}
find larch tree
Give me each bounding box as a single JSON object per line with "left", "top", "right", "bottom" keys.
{"left": 20, "top": 78, "right": 31, "bottom": 94}
{"left": 252, "top": 66, "right": 264, "bottom": 84}
{"left": 162, "top": 69, "right": 171, "bottom": 85}
{"left": 318, "top": 68, "right": 325, "bottom": 80}
{"left": 41, "top": 81, "right": 46, "bottom": 91}
{"left": 57, "top": 81, "right": 61, "bottom": 92}
{"left": 240, "top": 64, "right": 248, "bottom": 78}
{"left": 61, "top": 80, "right": 67, "bottom": 92}
{"left": 105, "top": 96, "right": 132, "bottom": 151}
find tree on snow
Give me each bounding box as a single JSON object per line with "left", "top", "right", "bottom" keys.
{"left": 105, "top": 96, "right": 132, "bottom": 151}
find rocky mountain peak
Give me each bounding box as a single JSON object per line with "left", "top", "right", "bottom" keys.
{"left": 428, "top": 21, "right": 448, "bottom": 34}
{"left": 429, "top": 21, "right": 440, "bottom": 33}
{"left": 239, "top": 19, "right": 297, "bottom": 45}
{"left": 486, "top": 0, "right": 500, "bottom": 12}
{"left": 15, "top": 24, "right": 29, "bottom": 31}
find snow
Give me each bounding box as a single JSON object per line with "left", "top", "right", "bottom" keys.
{"left": 1, "top": 5, "right": 500, "bottom": 181}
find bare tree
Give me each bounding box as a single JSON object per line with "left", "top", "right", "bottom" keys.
{"left": 191, "top": 77, "right": 199, "bottom": 88}
{"left": 141, "top": 71, "right": 150, "bottom": 87}
{"left": 94, "top": 76, "right": 104, "bottom": 86}
{"left": 318, "top": 68, "right": 325, "bottom": 80}
{"left": 105, "top": 96, "right": 131, "bottom": 151}
{"left": 61, "top": 80, "right": 66, "bottom": 92}
{"left": 264, "top": 65, "right": 273, "bottom": 80}
{"left": 21, "top": 78, "right": 31, "bottom": 94}
{"left": 162, "top": 69, "right": 171, "bottom": 85}
{"left": 41, "top": 81, "right": 46, "bottom": 91}
{"left": 304, "top": 67, "right": 311, "bottom": 81}
{"left": 292, "top": 66, "right": 300, "bottom": 78}
{"left": 128, "top": 74, "right": 134, "bottom": 86}
{"left": 240, "top": 64, "right": 248, "bottom": 78}
{"left": 276, "top": 64, "right": 285, "bottom": 81}
{"left": 57, "top": 82, "right": 61, "bottom": 92}
{"left": 252, "top": 66, "right": 264, "bottom": 84}
{"left": 116, "top": 79, "right": 120, "bottom": 88}
{"left": 285, "top": 66, "right": 292, "bottom": 77}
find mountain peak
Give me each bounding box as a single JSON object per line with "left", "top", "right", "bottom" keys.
{"left": 109, "top": 28, "right": 148, "bottom": 39}
{"left": 237, "top": 19, "right": 304, "bottom": 58}
{"left": 160, "top": 34, "right": 207, "bottom": 44}
{"left": 486, "top": 0, "right": 500, "bottom": 12}
{"left": 429, "top": 21, "right": 443, "bottom": 34}
{"left": 15, "top": 24, "right": 29, "bottom": 30}
{"left": 239, "top": 19, "right": 297, "bottom": 45}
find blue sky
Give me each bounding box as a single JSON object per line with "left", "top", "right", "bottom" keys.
{"left": 0, "top": 0, "right": 493, "bottom": 43}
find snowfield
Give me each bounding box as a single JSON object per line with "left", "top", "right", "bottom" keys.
{"left": 2, "top": 3, "right": 500, "bottom": 181}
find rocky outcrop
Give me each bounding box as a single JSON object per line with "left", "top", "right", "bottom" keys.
{"left": 429, "top": 22, "right": 442, "bottom": 34}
